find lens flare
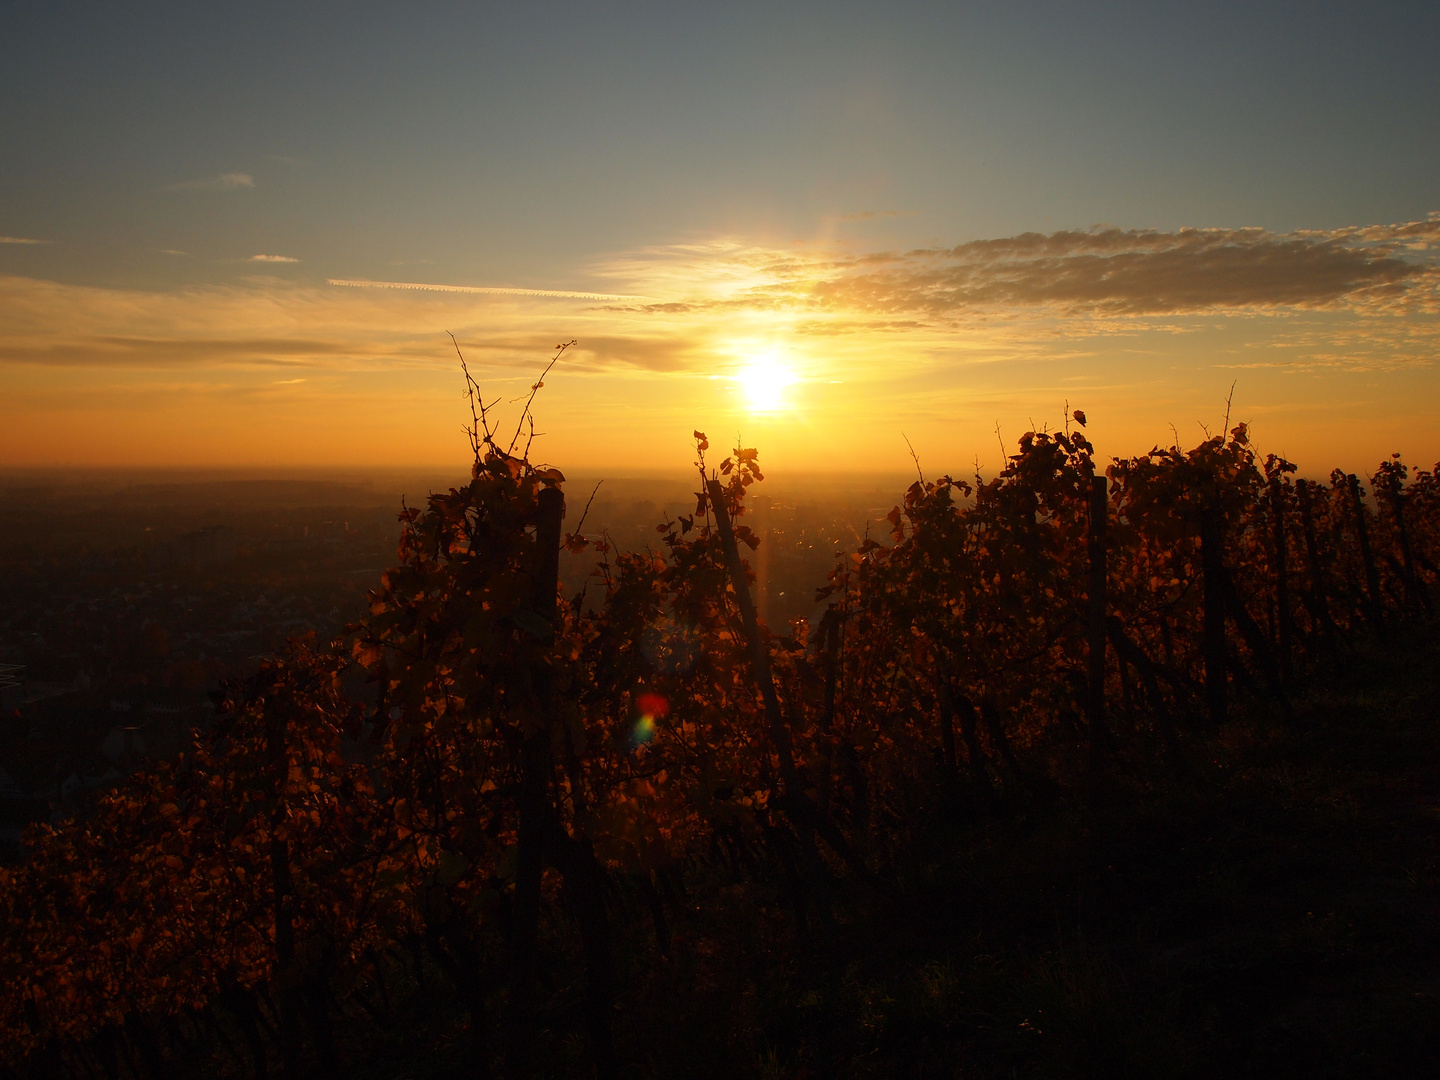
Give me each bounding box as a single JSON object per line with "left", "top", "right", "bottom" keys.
{"left": 630, "top": 691, "right": 667, "bottom": 747}
{"left": 636, "top": 691, "right": 670, "bottom": 717}
{"left": 632, "top": 714, "right": 656, "bottom": 746}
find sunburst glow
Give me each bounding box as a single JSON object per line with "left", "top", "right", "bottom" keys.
{"left": 737, "top": 358, "right": 796, "bottom": 413}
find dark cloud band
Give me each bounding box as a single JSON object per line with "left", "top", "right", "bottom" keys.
{"left": 786, "top": 220, "right": 1440, "bottom": 317}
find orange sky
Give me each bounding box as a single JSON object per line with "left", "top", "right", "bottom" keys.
{"left": 6, "top": 5, "right": 1440, "bottom": 481}
{"left": 3, "top": 222, "right": 1439, "bottom": 479}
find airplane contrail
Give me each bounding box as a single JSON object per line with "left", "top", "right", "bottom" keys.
{"left": 327, "top": 278, "right": 647, "bottom": 302}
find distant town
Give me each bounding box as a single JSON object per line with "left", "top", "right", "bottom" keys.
{"left": 0, "top": 468, "right": 911, "bottom": 855}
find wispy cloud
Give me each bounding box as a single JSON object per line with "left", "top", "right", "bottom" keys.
{"left": 5, "top": 222, "right": 1437, "bottom": 382}
{"left": 329, "top": 278, "right": 644, "bottom": 301}
{"left": 3, "top": 219, "right": 1439, "bottom": 472}
{"left": 599, "top": 221, "right": 1440, "bottom": 320}
{"left": 167, "top": 172, "right": 255, "bottom": 192}
{"left": 823, "top": 222, "right": 1440, "bottom": 316}
{"left": 0, "top": 235, "right": 49, "bottom": 245}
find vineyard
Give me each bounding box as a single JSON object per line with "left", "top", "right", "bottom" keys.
{"left": 4, "top": 378, "right": 1440, "bottom": 1079}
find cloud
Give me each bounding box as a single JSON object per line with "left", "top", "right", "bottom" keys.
{"left": 0, "top": 274, "right": 650, "bottom": 375}
{"left": 0, "top": 236, "right": 49, "bottom": 245}
{"left": 3, "top": 219, "right": 1438, "bottom": 392}
{"left": 3, "top": 214, "right": 1440, "bottom": 475}
{"left": 943, "top": 224, "right": 1428, "bottom": 311}
{"left": 167, "top": 172, "right": 255, "bottom": 192}
{"left": 329, "top": 278, "right": 643, "bottom": 302}
{"left": 566, "top": 335, "right": 697, "bottom": 373}
{"left": 598, "top": 221, "right": 1440, "bottom": 321}
{"left": 815, "top": 222, "right": 1440, "bottom": 317}
{"left": 0, "top": 336, "right": 372, "bottom": 368}
{"left": 440, "top": 333, "right": 696, "bottom": 374}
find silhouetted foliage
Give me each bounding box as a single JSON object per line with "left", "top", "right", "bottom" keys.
{"left": 4, "top": 354, "right": 1439, "bottom": 1078}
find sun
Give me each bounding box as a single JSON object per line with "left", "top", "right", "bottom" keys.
{"left": 737, "top": 357, "right": 796, "bottom": 413}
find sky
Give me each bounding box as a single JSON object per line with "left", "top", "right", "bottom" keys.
{"left": 2, "top": 0, "right": 1438, "bottom": 478}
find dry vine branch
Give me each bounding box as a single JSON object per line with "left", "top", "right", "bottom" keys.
{"left": 508, "top": 340, "right": 575, "bottom": 456}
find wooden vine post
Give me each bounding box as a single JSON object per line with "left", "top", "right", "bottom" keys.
{"left": 706, "top": 477, "right": 833, "bottom": 929}
{"left": 1199, "top": 493, "right": 1228, "bottom": 727}
{"left": 507, "top": 484, "right": 565, "bottom": 1080}
{"left": 1383, "top": 473, "right": 1431, "bottom": 616}
{"left": 1269, "top": 477, "right": 1294, "bottom": 682}
{"left": 1295, "top": 479, "right": 1336, "bottom": 646}
{"left": 1349, "top": 474, "right": 1384, "bottom": 631}
{"left": 705, "top": 479, "right": 799, "bottom": 791}
{"left": 1086, "top": 473, "right": 1113, "bottom": 762}
{"left": 818, "top": 609, "right": 842, "bottom": 813}
{"left": 936, "top": 684, "right": 960, "bottom": 787}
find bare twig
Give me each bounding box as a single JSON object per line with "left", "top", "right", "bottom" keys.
{"left": 901, "top": 433, "right": 924, "bottom": 484}
{"left": 508, "top": 340, "right": 575, "bottom": 456}
{"left": 572, "top": 480, "right": 603, "bottom": 536}
{"left": 449, "top": 331, "right": 495, "bottom": 460}
{"left": 521, "top": 413, "right": 538, "bottom": 462}
{"left": 596, "top": 529, "right": 618, "bottom": 590}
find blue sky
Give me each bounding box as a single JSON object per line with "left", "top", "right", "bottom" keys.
{"left": 5, "top": 1, "right": 1436, "bottom": 283}
{"left": 2, "top": 1, "right": 1438, "bottom": 470}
